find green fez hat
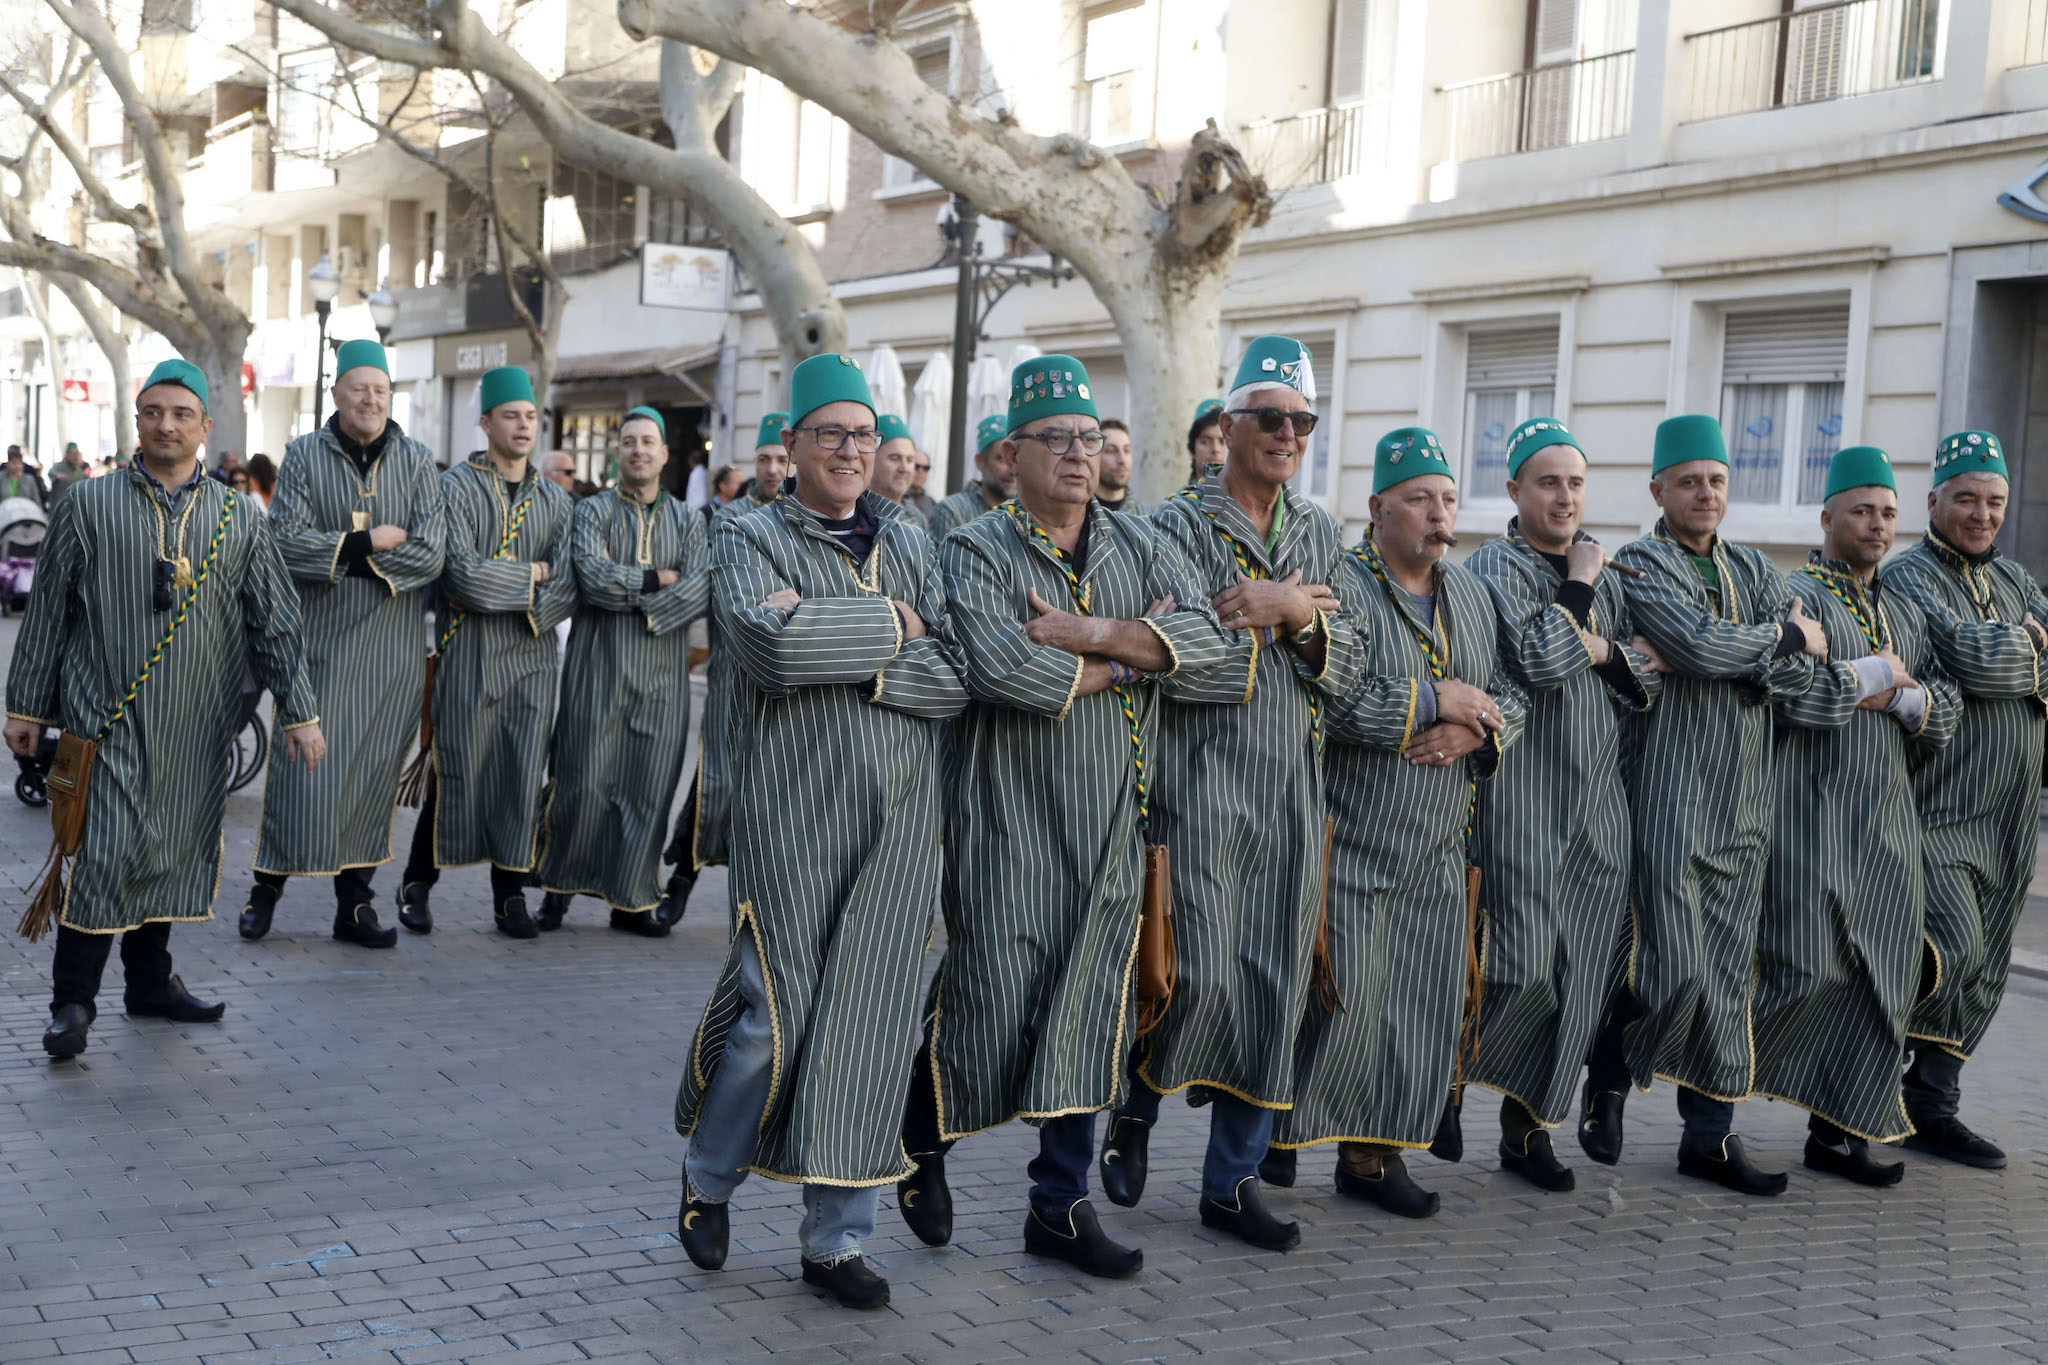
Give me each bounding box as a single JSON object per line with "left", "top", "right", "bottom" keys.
{"left": 1231, "top": 335, "right": 1316, "bottom": 400}
{"left": 877, "top": 413, "right": 913, "bottom": 446}
{"left": 788, "top": 353, "right": 874, "bottom": 426}
{"left": 1823, "top": 445, "right": 1895, "bottom": 501}
{"left": 140, "top": 358, "right": 207, "bottom": 411}
{"left": 1007, "top": 354, "right": 1097, "bottom": 433}
{"left": 479, "top": 365, "right": 534, "bottom": 413}
{"left": 333, "top": 338, "right": 389, "bottom": 380}
{"left": 1652, "top": 414, "right": 1727, "bottom": 475}
{"left": 1193, "top": 397, "right": 1224, "bottom": 423}
{"left": 622, "top": 405, "right": 666, "bottom": 439}
{"left": 755, "top": 411, "right": 790, "bottom": 449}
{"left": 1506, "top": 417, "right": 1582, "bottom": 478}
{"left": 977, "top": 414, "right": 1007, "bottom": 452}
{"left": 1373, "top": 426, "right": 1454, "bottom": 493}
{"left": 1934, "top": 429, "right": 2008, "bottom": 485}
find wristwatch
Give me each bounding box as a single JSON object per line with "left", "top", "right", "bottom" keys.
{"left": 1288, "top": 608, "right": 1322, "bottom": 644}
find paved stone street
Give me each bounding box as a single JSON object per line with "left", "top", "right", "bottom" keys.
{"left": 4, "top": 613, "right": 2048, "bottom": 1364}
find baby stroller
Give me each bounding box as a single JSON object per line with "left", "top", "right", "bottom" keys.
{"left": 14, "top": 723, "right": 56, "bottom": 807}
{"left": 0, "top": 495, "right": 45, "bottom": 612}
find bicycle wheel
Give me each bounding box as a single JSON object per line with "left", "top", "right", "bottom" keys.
{"left": 231, "top": 713, "right": 270, "bottom": 791}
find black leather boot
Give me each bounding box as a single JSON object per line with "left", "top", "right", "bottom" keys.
{"left": 1500, "top": 1127, "right": 1576, "bottom": 1193}
{"left": 495, "top": 894, "right": 538, "bottom": 939}
{"left": 43, "top": 1004, "right": 90, "bottom": 1059}
{"left": 1024, "top": 1199, "right": 1142, "bottom": 1278}
{"left": 1676, "top": 1133, "right": 1787, "bottom": 1196}
{"left": 1335, "top": 1147, "right": 1441, "bottom": 1218}
{"left": 1805, "top": 1134, "right": 1905, "bottom": 1187}
{"left": 896, "top": 1151, "right": 953, "bottom": 1246}
{"left": 238, "top": 881, "right": 278, "bottom": 940}
{"left": 677, "top": 1182, "right": 728, "bottom": 1270}
{"left": 1099, "top": 1112, "right": 1151, "bottom": 1208}
{"left": 1429, "top": 1093, "right": 1464, "bottom": 1162}
{"left": 396, "top": 881, "right": 432, "bottom": 934}
{"left": 536, "top": 892, "right": 569, "bottom": 932}
{"left": 1903, "top": 1115, "right": 2006, "bottom": 1169}
{"left": 333, "top": 903, "right": 398, "bottom": 949}
{"left": 655, "top": 867, "right": 696, "bottom": 928}
{"left": 1199, "top": 1175, "right": 1299, "bottom": 1251}
{"left": 1258, "top": 1145, "right": 1298, "bottom": 1188}
{"left": 125, "top": 974, "right": 226, "bottom": 1023}
{"left": 608, "top": 907, "right": 670, "bottom": 938}
{"left": 801, "top": 1254, "right": 890, "bottom": 1309}
{"left": 1577, "top": 1081, "right": 1625, "bottom": 1166}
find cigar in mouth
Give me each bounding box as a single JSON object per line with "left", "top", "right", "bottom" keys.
{"left": 1431, "top": 531, "right": 1459, "bottom": 548}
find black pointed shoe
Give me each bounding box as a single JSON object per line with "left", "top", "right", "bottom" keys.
{"left": 1578, "top": 1082, "right": 1625, "bottom": 1166}
{"left": 42, "top": 1004, "right": 90, "bottom": 1059}
{"left": 1099, "top": 1113, "right": 1151, "bottom": 1208}
{"left": 1501, "top": 1129, "right": 1576, "bottom": 1193}
{"left": 1805, "top": 1135, "right": 1905, "bottom": 1187}
{"left": 494, "top": 894, "right": 539, "bottom": 940}
{"left": 1024, "top": 1199, "right": 1143, "bottom": 1278}
{"left": 396, "top": 881, "right": 432, "bottom": 933}
{"left": 677, "top": 1183, "right": 729, "bottom": 1270}
{"left": 1903, "top": 1116, "right": 2006, "bottom": 1170}
{"left": 608, "top": 907, "right": 671, "bottom": 939}
{"left": 1429, "top": 1096, "right": 1464, "bottom": 1163}
{"left": 238, "top": 882, "right": 278, "bottom": 940}
{"left": 334, "top": 903, "right": 398, "bottom": 949}
{"left": 801, "top": 1254, "right": 890, "bottom": 1310}
{"left": 1199, "top": 1176, "right": 1300, "bottom": 1251}
{"left": 125, "top": 975, "right": 227, "bottom": 1023}
{"left": 536, "top": 892, "right": 569, "bottom": 932}
{"left": 1335, "top": 1151, "right": 1441, "bottom": 1218}
{"left": 1677, "top": 1133, "right": 1788, "bottom": 1196}
{"left": 1258, "top": 1145, "right": 1298, "bottom": 1188}
{"left": 896, "top": 1152, "right": 953, "bottom": 1246}
{"left": 654, "top": 868, "right": 696, "bottom": 928}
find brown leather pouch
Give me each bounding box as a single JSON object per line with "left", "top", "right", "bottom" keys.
{"left": 1135, "top": 843, "right": 1176, "bottom": 1039}
{"left": 397, "top": 654, "right": 436, "bottom": 807}
{"left": 19, "top": 731, "right": 97, "bottom": 941}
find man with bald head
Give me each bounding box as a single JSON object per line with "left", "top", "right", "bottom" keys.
{"left": 1883, "top": 430, "right": 2048, "bottom": 1169}
{"left": 541, "top": 450, "right": 578, "bottom": 496}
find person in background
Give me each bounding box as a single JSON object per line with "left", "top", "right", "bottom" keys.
{"left": 1186, "top": 399, "right": 1227, "bottom": 485}
{"left": 46, "top": 442, "right": 90, "bottom": 504}
{"left": 3, "top": 446, "right": 46, "bottom": 507}
{"left": 245, "top": 453, "right": 277, "bottom": 510}
{"left": 228, "top": 468, "right": 253, "bottom": 499}
{"left": 1096, "top": 418, "right": 1147, "bottom": 518}
{"left": 909, "top": 450, "right": 938, "bottom": 521}
{"left": 684, "top": 445, "right": 710, "bottom": 509}
{"left": 211, "top": 449, "right": 243, "bottom": 485}
{"left": 708, "top": 463, "right": 745, "bottom": 519}
{"left": 541, "top": 450, "right": 579, "bottom": 497}
{"left": 927, "top": 415, "right": 1017, "bottom": 541}
{"left": 868, "top": 414, "right": 927, "bottom": 530}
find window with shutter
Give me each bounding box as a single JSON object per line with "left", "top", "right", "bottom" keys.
{"left": 1288, "top": 338, "right": 1340, "bottom": 506}
{"left": 1462, "top": 321, "right": 1560, "bottom": 494}
{"left": 1329, "top": 0, "right": 1369, "bottom": 104}
{"left": 1718, "top": 302, "right": 1849, "bottom": 508}
{"left": 883, "top": 46, "right": 951, "bottom": 189}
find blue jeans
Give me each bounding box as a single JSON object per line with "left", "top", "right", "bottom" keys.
{"left": 685, "top": 932, "right": 876, "bottom": 1263}
{"left": 1122, "top": 1078, "right": 1276, "bottom": 1203}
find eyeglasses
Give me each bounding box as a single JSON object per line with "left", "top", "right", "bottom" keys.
{"left": 1230, "top": 407, "right": 1319, "bottom": 436}
{"left": 152, "top": 559, "right": 177, "bottom": 612}
{"left": 792, "top": 425, "right": 881, "bottom": 454}
{"left": 1014, "top": 428, "right": 1107, "bottom": 456}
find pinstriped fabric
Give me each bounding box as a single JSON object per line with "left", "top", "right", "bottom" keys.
{"left": 536, "top": 490, "right": 710, "bottom": 911}
{"left": 4, "top": 468, "right": 315, "bottom": 933}
{"left": 926, "top": 503, "right": 1232, "bottom": 1139}
{"left": 429, "top": 460, "right": 579, "bottom": 872}
{"left": 1885, "top": 534, "right": 2048, "bottom": 1059}
{"left": 1753, "top": 555, "right": 1961, "bottom": 1141}
{"left": 1137, "top": 475, "right": 1365, "bottom": 1107}
{"left": 928, "top": 482, "right": 995, "bottom": 542}
{"left": 675, "top": 489, "right": 778, "bottom": 870}
{"left": 674, "top": 492, "right": 968, "bottom": 1186}
{"left": 256, "top": 425, "right": 446, "bottom": 875}
{"left": 1465, "top": 523, "right": 1660, "bottom": 1126}
{"left": 1275, "top": 549, "right": 1527, "bottom": 1150}
{"left": 1100, "top": 496, "right": 1152, "bottom": 520}
{"left": 885, "top": 497, "right": 926, "bottom": 533}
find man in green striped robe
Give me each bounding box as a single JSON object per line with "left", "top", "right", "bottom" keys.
{"left": 1884, "top": 429, "right": 2048, "bottom": 1169}
{"left": 926, "top": 414, "right": 1015, "bottom": 541}
{"left": 1271, "top": 426, "right": 1526, "bottom": 1219}
{"left": 895, "top": 355, "right": 1229, "bottom": 1277}
{"left": 1465, "top": 420, "right": 1663, "bottom": 1193}
{"left": 1754, "top": 445, "right": 1960, "bottom": 1186}
{"left": 395, "top": 366, "right": 578, "bottom": 939}
{"left": 652, "top": 411, "right": 789, "bottom": 923}
{"left": 1587, "top": 415, "right": 1829, "bottom": 1195}
{"left": 535, "top": 407, "right": 708, "bottom": 936}
{"left": 243, "top": 340, "right": 446, "bottom": 950}
{"left": 1099, "top": 336, "right": 1363, "bottom": 1253}
{"left": 673, "top": 354, "right": 966, "bottom": 1311}
{"left": 5, "top": 359, "right": 324, "bottom": 1058}
{"left": 868, "top": 413, "right": 927, "bottom": 531}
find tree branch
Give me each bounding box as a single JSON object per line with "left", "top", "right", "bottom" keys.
{"left": 0, "top": 65, "right": 152, "bottom": 238}
{"left": 0, "top": 235, "right": 201, "bottom": 352}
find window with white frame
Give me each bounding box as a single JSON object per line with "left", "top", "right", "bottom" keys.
{"left": 883, "top": 45, "right": 951, "bottom": 190}
{"left": 1462, "top": 320, "right": 1560, "bottom": 495}
{"left": 1286, "top": 337, "right": 1340, "bottom": 507}
{"left": 1081, "top": 2, "right": 1155, "bottom": 145}
{"left": 749, "top": 79, "right": 837, "bottom": 215}
{"left": 1718, "top": 303, "right": 1848, "bottom": 509}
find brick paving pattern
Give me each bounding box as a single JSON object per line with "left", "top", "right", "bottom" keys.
{"left": 4, "top": 616, "right": 2048, "bottom": 1363}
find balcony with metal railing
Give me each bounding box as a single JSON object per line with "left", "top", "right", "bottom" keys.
{"left": 1439, "top": 50, "right": 1635, "bottom": 165}
{"left": 1682, "top": 0, "right": 1942, "bottom": 123}
{"left": 1240, "top": 98, "right": 1395, "bottom": 192}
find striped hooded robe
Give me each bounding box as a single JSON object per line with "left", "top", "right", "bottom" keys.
{"left": 5, "top": 469, "right": 317, "bottom": 932}
{"left": 928, "top": 480, "right": 998, "bottom": 542}
{"left": 673, "top": 491, "right": 967, "bottom": 1185}
{"left": 1464, "top": 523, "right": 1660, "bottom": 1126}
{"left": 1275, "top": 542, "right": 1527, "bottom": 1150}
{"left": 256, "top": 420, "right": 446, "bottom": 877}
{"left": 1753, "top": 555, "right": 1960, "bottom": 1141}
{"left": 427, "top": 457, "right": 578, "bottom": 872}
{"left": 1138, "top": 475, "right": 1365, "bottom": 1107}
{"left": 536, "top": 490, "right": 709, "bottom": 910}
{"left": 925, "top": 501, "right": 1232, "bottom": 1138}
{"left": 1884, "top": 531, "right": 2048, "bottom": 1063}
{"left": 1610, "top": 520, "right": 1818, "bottom": 1098}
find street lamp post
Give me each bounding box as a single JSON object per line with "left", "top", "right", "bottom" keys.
{"left": 366, "top": 282, "right": 398, "bottom": 345}
{"left": 307, "top": 253, "right": 341, "bottom": 431}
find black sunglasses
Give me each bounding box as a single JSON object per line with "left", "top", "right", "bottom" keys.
{"left": 152, "top": 559, "right": 177, "bottom": 612}
{"left": 1230, "top": 407, "right": 1319, "bottom": 436}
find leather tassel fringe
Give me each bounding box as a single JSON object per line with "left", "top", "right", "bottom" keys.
{"left": 17, "top": 841, "right": 65, "bottom": 942}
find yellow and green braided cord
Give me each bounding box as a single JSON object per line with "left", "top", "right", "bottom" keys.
{"left": 1801, "top": 564, "right": 1884, "bottom": 652}
{"left": 438, "top": 486, "right": 536, "bottom": 652}
{"left": 100, "top": 490, "right": 237, "bottom": 740}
